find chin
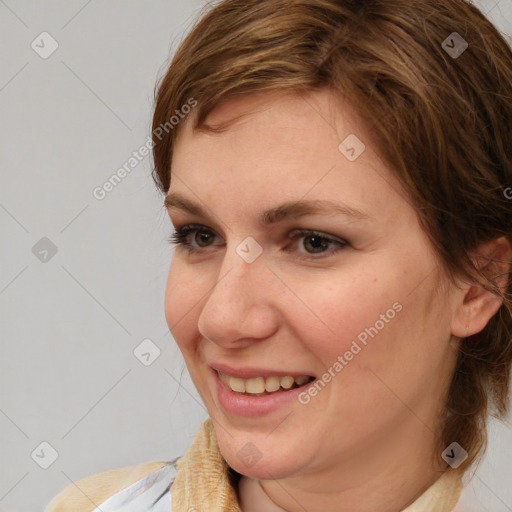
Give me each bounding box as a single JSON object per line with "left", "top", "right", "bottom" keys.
{"left": 230, "top": 456, "right": 301, "bottom": 481}
{"left": 216, "top": 436, "right": 306, "bottom": 480}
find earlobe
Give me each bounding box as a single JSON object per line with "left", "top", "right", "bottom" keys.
{"left": 450, "top": 236, "right": 512, "bottom": 339}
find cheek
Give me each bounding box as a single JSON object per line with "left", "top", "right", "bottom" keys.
{"left": 164, "top": 261, "right": 202, "bottom": 348}
{"left": 316, "top": 274, "right": 451, "bottom": 419}
{"left": 282, "top": 267, "right": 398, "bottom": 359}
{"left": 284, "top": 252, "right": 449, "bottom": 385}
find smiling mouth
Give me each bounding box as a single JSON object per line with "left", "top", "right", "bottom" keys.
{"left": 217, "top": 370, "right": 316, "bottom": 397}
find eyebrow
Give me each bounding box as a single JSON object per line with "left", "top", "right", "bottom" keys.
{"left": 164, "top": 192, "right": 371, "bottom": 224}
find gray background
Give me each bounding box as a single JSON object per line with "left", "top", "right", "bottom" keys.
{"left": 0, "top": 1, "right": 511, "bottom": 511}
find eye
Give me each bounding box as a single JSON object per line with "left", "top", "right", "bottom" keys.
{"left": 168, "top": 224, "right": 223, "bottom": 251}
{"left": 168, "top": 224, "right": 348, "bottom": 258}
{"left": 287, "top": 229, "right": 348, "bottom": 256}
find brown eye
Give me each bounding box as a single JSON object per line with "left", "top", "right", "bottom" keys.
{"left": 168, "top": 224, "right": 223, "bottom": 251}
{"left": 286, "top": 228, "right": 348, "bottom": 258}
{"left": 195, "top": 230, "right": 215, "bottom": 247}
{"left": 303, "top": 235, "right": 330, "bottom": 253}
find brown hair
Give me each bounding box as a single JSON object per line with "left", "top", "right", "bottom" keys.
{"left": 151, "top": 0, "right": 512, "bottom": 472}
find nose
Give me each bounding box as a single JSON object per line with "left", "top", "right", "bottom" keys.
{"left": 197, "top": 245, "right": 280, "bottom": 349}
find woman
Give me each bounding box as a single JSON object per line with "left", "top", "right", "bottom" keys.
{"left": 45, "top": 0, "right": 512, "bottom": 510}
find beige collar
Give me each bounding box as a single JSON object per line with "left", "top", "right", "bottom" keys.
{"left": 171, "top": 418, "right": 464, "bottom": 512}
{"left": 401, "top": 469, "right": 464, "bottom": 512}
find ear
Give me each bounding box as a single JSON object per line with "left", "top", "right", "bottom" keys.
{"left": 451, "top": 236, "right": 512, "bottom": 338}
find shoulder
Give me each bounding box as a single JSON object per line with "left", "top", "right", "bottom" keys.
{"left": 44, "top": 460, "right": 175, "bottom": 512}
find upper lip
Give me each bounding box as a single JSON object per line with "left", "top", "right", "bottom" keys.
{"left": 210, "top": 362, "right": 315, "bottom": 379}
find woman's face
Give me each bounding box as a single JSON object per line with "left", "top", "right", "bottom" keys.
{"left": 164, "top": 89, "right": 460, "bottom": 481}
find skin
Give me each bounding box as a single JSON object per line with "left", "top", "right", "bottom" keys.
{"left": 163, "top": 88, "right": 509, "bottom": 512}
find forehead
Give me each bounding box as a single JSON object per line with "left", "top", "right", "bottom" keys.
{"left": 178, "top": 89, "right": 366, "bottom": 152}
{"left": 169, "top": 90, "right": 410, "bottom": 220}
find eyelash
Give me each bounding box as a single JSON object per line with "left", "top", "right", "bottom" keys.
{"left": 168, "top": 223, "right": 348, "bottom": 258}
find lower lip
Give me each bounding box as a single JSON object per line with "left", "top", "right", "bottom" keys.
{"left": 213, "top": 369, "right": 316, "bottom": 417}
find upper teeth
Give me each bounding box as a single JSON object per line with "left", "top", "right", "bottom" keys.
{"left": 218, "top": 372, "right": 312, "bottom": 394}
